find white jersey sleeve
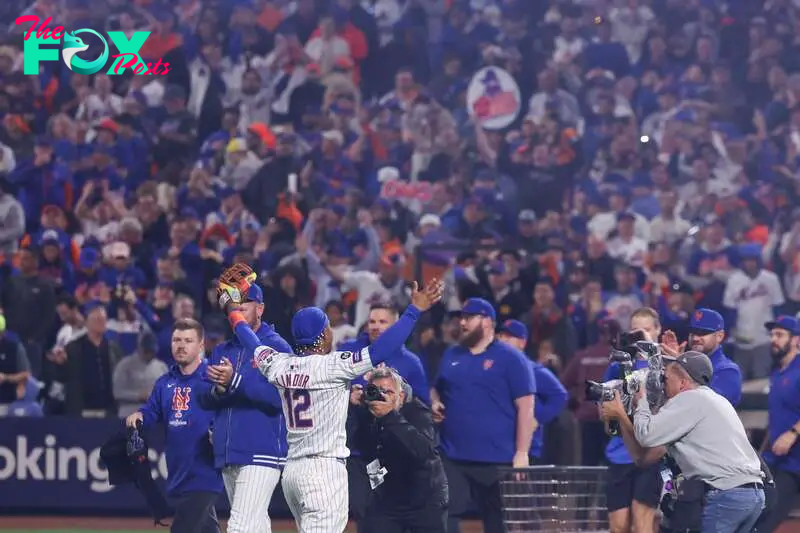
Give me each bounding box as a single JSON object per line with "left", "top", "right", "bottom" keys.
{"left": 254, "top": 345, "right": 292, "bottom": 383}
{"left": 326, "top": 347, "right": 374, "bottom": 381}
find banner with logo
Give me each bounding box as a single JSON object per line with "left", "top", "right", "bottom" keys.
{"left": 0, "top": 417, "right": 293, "bottom": 515}
{"left": 466, "top": 66, "right": 522, "bottom": 130}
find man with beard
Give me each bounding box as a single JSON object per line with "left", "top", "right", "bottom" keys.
{"left": 663, "top": 308, "right": 742, "bottom": 407}
{"left": 431, "top": 298, "right": 536, "bottom": 533}
{"left": 758, "top": 316, "right": 800, "bottom": 533}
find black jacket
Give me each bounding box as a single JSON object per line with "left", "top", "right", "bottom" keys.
{"left": 349, "top": 398, "right": 448, "bottom": 515}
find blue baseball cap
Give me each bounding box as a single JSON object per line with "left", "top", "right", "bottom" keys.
{"left": 244, "top": 284, "right": 263, "bottom": 304}
{"left": 765, "top": 316, "right": 800, "bottom": 335}
{"left": 457, "top": 298, "right": 496, "bottom": 322}
{"left": 689, "top": 308, "right": 725, "bottom": 334}
{"left": 498, "top": 319, "right": 528, "bottom": 340}
{"left": 292, "top": 307, "right": 330, "bottom": 346}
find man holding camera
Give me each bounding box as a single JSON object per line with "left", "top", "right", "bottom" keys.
{"left": 603, "top": 351, "right": 765, "bottom": 533}
{"left": 349, "top": 367, "right": 447, "bottom": 533}
{"left": 602, "top": 308, "right": 664, "bottom": 533}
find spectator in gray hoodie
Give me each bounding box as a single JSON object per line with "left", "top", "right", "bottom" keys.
{"left": 0, "top": 176, "right": 25, "bottom": 254}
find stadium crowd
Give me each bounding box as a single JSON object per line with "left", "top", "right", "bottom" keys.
{"left": 0, "top": 0, "right": 799, "bottom": 491}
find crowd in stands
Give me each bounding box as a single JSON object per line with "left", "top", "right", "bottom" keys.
{"left": 0, "top": 0, "right": 799, "bottom": 465}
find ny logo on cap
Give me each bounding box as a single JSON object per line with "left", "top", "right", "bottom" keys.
{"left": 694, "top": 310, "right": 703, "bottom": 322}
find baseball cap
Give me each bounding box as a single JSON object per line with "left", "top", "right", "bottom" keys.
{"left": 138, "top": 332, "right": 157, "bottom": 353}
{"left": 457, "top": 298, "right": 496, "bottom": 321}
{"left": 664, "top": 351, "right": 713, "bottom": 386}
{"left": 518, "top": 209, "right": 537, "bottom": 223}
{"left": 244, "top": 284, "right": 264, "bottom": 304}
{"left": 292, "top": 307, "right": 330, "bottom": 346}
{"left": 765, "top": 315, "right": 800, "bottom": 336}
{"left": 498, "top": 319, "right": 528, "bottom": 341}
{"left": 689, "top": 308, "right": 724, "bottom": 334}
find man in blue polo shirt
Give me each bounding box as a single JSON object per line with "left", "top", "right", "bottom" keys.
{"left": 758, "top": 315, "right": 800, "bottom": 533}
{"left": 432, "top": 298, "right": 536, "bottom": 533}
{"left": 684, "top": 308, "right": 742, "bottom": 406}
{"left": 496, "top": 319, "right": 568, "bottom": 464}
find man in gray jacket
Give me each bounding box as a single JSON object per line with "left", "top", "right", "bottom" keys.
{"left": 0, "top": 176, "right": 25, "bottom": 254}
{"left": 633, "top": 352, "right": 765, "bottom": 533}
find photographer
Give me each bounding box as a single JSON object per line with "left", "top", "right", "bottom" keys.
{"left": 602, "top": 307, "right": 664, "bottom": 533}
{"left": 349, "top": 367, "right": 447, "bottom": 533}
{"left": 605, "top": 351, "right": 765, "bottom": 533}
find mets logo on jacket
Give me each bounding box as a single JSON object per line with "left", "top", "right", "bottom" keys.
{"left": 170, "top": 386, "right": 191, "bottom": 427}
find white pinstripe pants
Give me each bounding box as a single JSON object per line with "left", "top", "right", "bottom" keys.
{"left": 282, "top": 457, "right": 349, "bottom": 533}
{"left": 223, "top": 464, "right": 281, "bottom": 533}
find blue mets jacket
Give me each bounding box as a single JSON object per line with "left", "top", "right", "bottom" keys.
{"left": 198, "top": 322, "right": 292, "bottom": 470}
{"left": 139, "top": 362, "right": 223, "bottom": 497}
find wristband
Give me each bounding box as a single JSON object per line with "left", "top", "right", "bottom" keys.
{"left": 228, "top": 311, "right": 247, "bottom": 328}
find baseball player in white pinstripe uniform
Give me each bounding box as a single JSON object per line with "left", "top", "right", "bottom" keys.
{"left": 223, "top": 279, "right": 443, "bottom": 533}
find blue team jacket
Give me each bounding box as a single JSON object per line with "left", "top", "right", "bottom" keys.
{"left": 139, "top": 362, "right": 224, "bottom": 497}
{"left": 531, "top": 362, "right": 569, "bottom": 458}
{"left": 340, "top": 333, "right": 431, "bottom": 405}
{"left": 198, "top": 322, "right": 292, "bottom": 470}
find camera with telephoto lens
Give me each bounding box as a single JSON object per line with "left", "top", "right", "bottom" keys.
{"left": 585, "top": 330, "right": 666, "bottom": 435}
{"left": 364, "top": 384, "right": 385, "bottom": 402}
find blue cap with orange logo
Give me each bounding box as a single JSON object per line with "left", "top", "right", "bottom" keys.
{"left": 689, "top": 308, "right": 725, "bottom": 334}
{"left": 498, "top": 319, "right": 528, "bottom": 341}
{"left": 765, "top": 315, "right": 800, "bottom": 336}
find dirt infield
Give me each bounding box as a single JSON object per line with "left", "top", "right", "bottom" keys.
{"left": 2, "top": 516, "right": 799, "bottom": 532}
{"left": 0, "top": 516, "right": 485, "bottom": 532}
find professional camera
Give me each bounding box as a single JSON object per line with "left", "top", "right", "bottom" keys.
{"left": 364, "top": 384, "right": 385, "bottom": 402}
{"left": 585, "top": 330, "right": 667, "bottom": 435}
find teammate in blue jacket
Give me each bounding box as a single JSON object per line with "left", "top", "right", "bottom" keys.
{"left": 341, "top": 302, "right": 430, "bottom": 525}
{"left": 126, "top": 318, "right": 223, "bottom": 533}
{"left": 342, "top": 303, "right": 430, "bottom": 404}
{"left": 197, "top": 284, "right": 291, "bottom": 533}
{"left": 758, "top": 316, "right": 800, "bottom": 532}
{"left": 496, "top": 320, "right": 568, "bottom": 464}
{"left": 431, "top": 298, "right": 536, "bottom": 533}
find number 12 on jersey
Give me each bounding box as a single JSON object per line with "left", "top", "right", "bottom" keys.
{"left": 283, "top": 389, "right": 313, "bottom": 428}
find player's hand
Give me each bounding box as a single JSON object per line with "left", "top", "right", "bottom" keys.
{"left": 512, "top": 451, "right": 529, "bottom": 469}
{"left": 410, "top": 278, "right": 444, "bottom": 312}
{"left": 772, "top": 430, "right": 798, "bottom": 456}
{"left": 431, "top": 400, "right": 446, "bottom": 423}
{"left": 208, "top": 357, "right": 234, "bottom": 387}
{"left": 660, "top": 330, "right": 685, "bottom": 357}
{"left": 126, "top": 412, "right": 143, "bottom": 428}
{"left": 368, "top": 397, "right": 394, "bottom": 418}
{"left": 600, "top": 391, "right": 626, "bottom": 421}
{"left": 350, "top": 384, "right": 363, "bottom": 406}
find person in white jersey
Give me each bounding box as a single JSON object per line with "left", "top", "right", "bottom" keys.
{"left": 221, "top": 277, "right": 444, "bottom": 533}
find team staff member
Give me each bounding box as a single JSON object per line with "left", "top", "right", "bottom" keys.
{"left": 662, "top": 308, "right": 742, "bottom": 406}
{"left": 126, "top": 318, "right": 223, "bottom": 533}
{"left": 198, "top": 284, "right": 292, "bottom": 533}
{"left": 759, "top": 316, "right": 800, "bottom": 533}
{"left": 342, "top": 302, "right": 431, "bottom": 525}
{"left": 603, "top": 307, "right": 663, "bottom": 533}
{"left": 633, "top": 351, "right": 766, "bottom": 533}
{"left": 496, "top": 319, "right": 568, "bottom": 464}
{"left": 431, "top": 298, "right": 536, "bottom": 533}
{"left": 350, "top": 367, "right": 448, "bottom": 533}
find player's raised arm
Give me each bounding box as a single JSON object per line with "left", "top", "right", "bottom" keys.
{"left": 217, "top": 263, "right": 288, "bottom": 380}
{"left": 368, "top": 279, "right": 444, "bottom": 367}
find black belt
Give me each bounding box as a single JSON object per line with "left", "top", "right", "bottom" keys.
{"left": 734, "top": 482, "right": 763, "bottom": 490}
{"left": 705, "top": 481, "right": 763, "bottom": 493}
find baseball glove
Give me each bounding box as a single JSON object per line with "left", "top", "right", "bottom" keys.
{"left": 217, "top": 262, "right": 257, "bottom": 310}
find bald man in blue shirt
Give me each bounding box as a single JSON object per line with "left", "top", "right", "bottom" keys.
{"left": 431, "top": 299, "right": 536, "bottom": 533}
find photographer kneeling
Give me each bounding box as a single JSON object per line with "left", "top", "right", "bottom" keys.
{"left": 349, "top": 367, "right": 448, "bottom": 533}
{"left": 601, "top": 351, "right": 765, "bottom": 533}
